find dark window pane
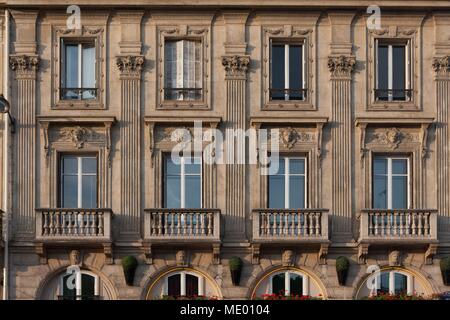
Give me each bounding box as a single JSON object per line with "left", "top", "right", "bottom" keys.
{"left": 289, "top": 176, "right": 305, "bottom": 209}
{"left": 373, "top": 158, "right": 387, "bottom": 175}
{"left": 185, "top": 176, "right": 201, "bottom": 208}
{"left": 81, "top": 175, "right": 97, "bottom": 208}
{"left": 62, "top": 274, "right": 76, "bottom": 298}
{"left": 185, "top": 274, "right": 199, "bottom": 296}
{"left": 377, "top": 45, "right": 389, "bottom": 100}
{"left": 380, "top": 273, "right": 390, "bottom": 293}
{"left": 373, "top": 175, "right": 387, "bottom": 209}
{"left": 272, "top": 273, "right": 285, "bottom": 295}
{"left": 271, "top": 44, "right": 285, "bottom": 100}
{"left": 82, "top": 43, "right": 96, "bottom": 99}
{"left": 164, "top": 176, "right": 181, "bottom": 208}
{"left": 392, "top": 176, "right": 408, "bottom": 209}
{"left": 62, "top": 157, "right": 78, "bottom": 174}
{"left": 289, "top": 274, "right": 303, "bottom": 296}
{"left": 81, "top": 274, "right": 96, "bottom": 299}
{"left": 82, "top": 157, "right": 97, "bottom": 174}
{"left": 185, "top": 159, "right": 201, "bottom": 174}
{"left": 167, "top": 274, "right": 181, "bottom": 296}
{"left": 394, "top": 273, "right": 408, "bottom": 295}
{"left": 268, "top": 175, "right": 285, "bottom": 208}
{"left": 62, "top": 175, "right": 78, "bottom": 208}
{"left": 288, "top": 45, "right": 303, "bottom": 100}
{"left": 290, "top": 158, "right": 305, "bottom": 174}
{"left": 64, "top": 43, "right": 79, "bottom": 89}
{"left": 392, "top": 46, "right": 406, "bottom": 100}
{"left": 392, "top": 159, "right": 407, "bottom": 174}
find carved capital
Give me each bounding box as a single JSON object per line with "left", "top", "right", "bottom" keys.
{"left": 327, "top": 55, "right": 356, "bottom": 78}
{"left": 432, "top": 56, "right": 450, "bottom": 77}
{"left": 116, "top": 55, "right": 145, "bottom": 78}
{"left": 222, "top": 55, "right": 250, "bottom": 79}
{"left": 9, "top": 54, "right": 39, "bottom": 78}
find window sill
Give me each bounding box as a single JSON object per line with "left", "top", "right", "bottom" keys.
{"left": 263, "top": 101, "right": 315, "bottom": 111}
{"left": 367, "top": 101, "right": 419, "bottom": 111}
{"left": 157, "top": 101, "right": 209, "bottom": 110}
{"left": 53, "top": 100, "right": 105, "bottom": 110}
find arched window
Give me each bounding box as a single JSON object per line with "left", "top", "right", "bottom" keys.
{"left": 164, "top": 271, "right": 204, "bottom": 297}
{"left": 369, "top": 270, "right": 412, "bottom": 296}
{"left": 269, "top": 270, "right": 309, "bottom": 296}
{"left": 58, "top": 270, "right": 99, "bottom": 300}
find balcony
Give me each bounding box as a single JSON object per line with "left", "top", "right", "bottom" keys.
{"left": 359, "top": 209, "right": 438, "bottom": 244}
{"left": 35, "top": 208, "right": 112, "bottom": 243}
{"left": 252, "top": 209, "right": 329, "bottom": 244}
{"left": 144, "top": 208, "right": 221, "bottom": 243}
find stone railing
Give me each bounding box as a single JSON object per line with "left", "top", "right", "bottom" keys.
{"left": 252, "top": 209, "right": 329, "bottom": 242}
{"left": 359, "top": 209, "right": 438, "bottom": 242}
{"left": 144, "top": 208, "right": 220, "bottom": 241}
{"left": 35, "top": 208, "right": 112, "bottom": 241}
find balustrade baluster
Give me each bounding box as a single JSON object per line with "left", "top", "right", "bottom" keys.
{"left": 163, "top": 212, "right": 168, "bottom": 236}
{"left": 43, "top": 212, "right": 49, "bottom": 235}
{"left": 424, "top": 212, "right": 430, "bottom": 236}
{"left": 374, "top": 213, "right": 379, "bottom": 235}
{"left": 418, "top": 212, "right": 424, "bottom": 236}
{"left": 98, "top": 212, "right": 104, "bottom": 236}
{"left": 315, "top": 212, "right": 320, "bottom": 236}
{"left": 412, "top": 213, "right": 417, "bottom": 235}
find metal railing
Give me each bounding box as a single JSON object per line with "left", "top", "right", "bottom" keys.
{"left": 164, "top": 87, "right": 202, "bottom": 101}
{"left": 374, "top": 89, "right": 413, "bottom": 101}
{"left": 60, "top": 87, "right": 98, "bottom": 100}
{"left": 269, "top": 88, "right": 307, "bottom": 101}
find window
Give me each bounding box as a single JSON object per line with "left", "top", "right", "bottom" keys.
{"left": 268, "top": 157, "right": 307, "bottom": 209}
{"left": 375, "top": 40, "right": 411, "bottom": 101}
{"left": 371, "top": 270, "right": 412, "bottom": 295}
{"left": 164, "top": 40, "right": 202, "bottom": 101}
{"left": 270, "top": 42, "right": 306, "bottom": 101}
{"left": 61, "top": 39, "right": 97, "bottom": 100}
{"left": 372, "top": 156, "right": 409, "bottom": 209}
{"left": 60, "top": 155, "right": 97, "bottom": 208}
{"left": 164, "top": 155, "right": 202, "bottom": 209}
{"left": 59, "top": 271, "right": 99, "bottom": 300}
{"left": 269, "top": 271, "right": 308, "bottom": 296}
{"left": 165, "top": 271, "right": 204, "bottom": 297}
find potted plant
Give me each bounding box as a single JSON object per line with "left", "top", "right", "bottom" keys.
{"left": 336, "top": 256, "right": 350, "bottom": 286}
{"left": 122, "top": 255, "right": 138, "bottom": 286}
{"left": 440, "top": 257, "right": 450, "bottom": 286}
{"left": 229, "top": 256, "right": 243, "bottom": 286}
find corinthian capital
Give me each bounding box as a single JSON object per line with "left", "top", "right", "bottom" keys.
{"left": 9, "top": 55, "right": 39, "bottom": 77}
{"left": 327, "top": 55, "right": 356, "bottom": 78}
{"left": 116, "top": 55, "right": 145, "bottom": 78}
{"left": 222, "top": 55, "right": 250, "bottom": 79}
{"left": 432, "top": 56, "right": 450, "bottom": 76}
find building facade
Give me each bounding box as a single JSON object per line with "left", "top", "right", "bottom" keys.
{"left": 0, "top": 0, "right": 450, "bottom": 300}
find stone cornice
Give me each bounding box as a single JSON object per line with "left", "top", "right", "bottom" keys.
{"left": 432, "top": 56, "right": 450, "bottom": 77}
{"left": 327, "top": 55, "right": 356, "bottom": 79}
{"left": 9, "top": 54, "right": 39, "bottom": 77}
{"left": 222, "top": 55, "right": 250, "bottom": 79}
{"left": 116, "top": 55, "right": 145, "bottom": 78}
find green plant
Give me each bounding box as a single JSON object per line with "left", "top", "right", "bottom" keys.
{"left": 229, "top": 256, "right": 243, "bottom": 286}
{"left": 122, "top": 255, "right": 138, "bottom": 286}
{"left": 440, "top": 257, "right": 450, "bottom": 285}
{"left": 336, "top": 256, "right": 350, "bottom": 286}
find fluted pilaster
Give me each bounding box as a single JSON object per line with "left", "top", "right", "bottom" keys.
{"left": 117, "top": 55, "right": 144, "bottom": 237}
{"left": 222, "top": 55, "right": 249, "bottom": 240}
{"left": 328, "top": 55, "right": 355, "bottom": 239}
{"left": 10, "top": 54, "right": 39, "bottom": 238}
{"left": 434, "top": 56, "right": 450, "bottom": 237}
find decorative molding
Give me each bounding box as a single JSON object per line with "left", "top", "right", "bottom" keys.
{"left": 116, "top": 55, "right": 145, "bottom": 78}
{"left": 103, "top": 243, "right": 113, "bottom": 265}
{"left": 318, "top": 244, "right": 329, "bottom": 265}
{"left": 358, "top": 243, "right": 369, "bottom": 264}
{"left": 279, "top": 127, "right": 313, "bottom": 149}
{"left": 212, "top": 244, "right": 221, "bottom": 265}
{"left": 59, "top": 126, "right": 90, "bottom": 149}
{"left": 252, "top": 244, "right": 260, "bottom": 265}
{"left": 9, "top": 55, "right": 39, "bottom": 77}
{"left": 142, "top": 242, "right": 153, "bottom": 265}
{"left": 388, "top": 250, "right": 402, "bottom": 267}
{"left": 222, "top": 55, "right": 250, "bottom": 79}
{"left": 176, "top": 250, "right": 188, "bottom": 267}
{"left": 327, "top": 55, "right": 356, "bottom": 78}
{"left": 432, "top": 56, "right": 450, "bottom": 76}
{"left": 425, "top": 244, "right": 438, "bottom": 265}
{"left": 281, "top": 250, "right": 295, "bottom": 267}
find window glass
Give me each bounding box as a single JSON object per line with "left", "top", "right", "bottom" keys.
{"left": 394, "top": 273, "right": 408, "bottom": 295}
{"left": 167, "top": 274, "right": 181, "bottom": 296}
{"left": 271, "top": 44, "right": 285, "bottom": 100}
{"left": 289, "top": 45, "right": 303, "bottom": 100}
{"left": 289, "top": 273, "right": 303, "bottom": 296}
{"left": 392, "top": 176, "right": 408, "bottom": 209}
{"left": 81, "top": 274, "right": 96, "bottom": 299}
{"left": 271, "top": 273, "right": 285, "bottom": 295}
{"left": 185, "top": 274, "right": 199, "bottom": 296}
{"left": 82, "top": 43, "right": 96, "bottom": 99}
{"left": 373, "top": 157, "right": 408, "bottom": 209}
{"left": 380, "top": 273, "right": 390, "bottom": 293}
{"left": 392, "top": 46, "right": 406, "bottom": 100}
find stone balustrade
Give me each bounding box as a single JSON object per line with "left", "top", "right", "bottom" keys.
{"left": 252, "top": 209, "right": 329, "bottom": 242}
{"left": 359, "top": 209, "right": 438, "bottom": 242}
{"left": 35, "top": 208, "right": 112, "bottom": 241}
{"left": 144, "top": 208, "right": 221, "bottom": 241}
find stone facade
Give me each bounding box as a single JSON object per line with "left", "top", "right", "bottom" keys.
{"left": 0, "top": 1, "right": 449, "bottom": 300}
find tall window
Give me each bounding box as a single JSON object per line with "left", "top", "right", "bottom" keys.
{"left": 270, "top": 42, "right": 305, "bottom": 101}
{"left": 166, "top": 271, "right": 204, "bottom": 297}
{"left": 61, "top": 39, "right": 97, "bottom": 100}
{"left": 59, "top": 271, "right": 99, "bottom": 300}
{"left": 164, "top": 156, "right": 202, "bottom": 208}
{"left": 164, "top": 40, "right": 202, "bottom": 101}
{"left": 372, "top": 270, "right": 411, "bottom": 295}
{"left": 375, "top": 40, "right": 411, "bottom": 101}
{"left": 268, "top": 157, "right": 307, "bottom": 209}
{"left": 373, "top": 156, "right": 409, "bottom": 209}
{"left": 60, "top": 155, "right": 97, "bottom": 208}
{"left": 270, "top": 271, "right": 307, "bottom": 296}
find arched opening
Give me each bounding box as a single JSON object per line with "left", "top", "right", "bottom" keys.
{"left": 355, "top": 267, "right": 432, "bottom": 299}
{"left": 251, "top": 267, "right": 325, "bottom": 299}
{"left": 39, "top": 267, "right": 115, "bottom": 300}
{"left": 146, "top": 268, "right": 221, "bottom": 300}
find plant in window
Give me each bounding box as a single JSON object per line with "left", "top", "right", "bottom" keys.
{"left": 440, "top": 257, "right": 450, "bottom": 286}
{"left": 229, "top": 256, "right": 243, "bottom": 286}
{"left": 336, "top": 256, "right": 350, "bottom": 286}
{"left": 122, "top": 255, "right": 138, "bottom": 286}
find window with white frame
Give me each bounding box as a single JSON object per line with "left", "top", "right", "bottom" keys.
{"left": 60, "top": 155, "right": 97, "bottom": 208}
{"left": 370, "top": 270, "right": 412, "bottom": 296}
{"left": 270, "top": 41, "right": 306, "bottom": 101}
{"left": 375, "top": 40, "right": 411, "bottom": 102}
{"left": 269, "top": 271, "right": 309, "bottom": 296}
{"left": 60, "top": 39, "right": 97, "bottom": 100}
{"left": 372, "top": 156, "right": 409, "bottom": 209}
{"left": 164, "top": 39, "right": 202, "bottom": 101}
{"left": 164, "top": 155, "right": 202, "bottom": 208}
{"left": 165, "top": 271, "right": 204, "bottom": 297}
{"left": 59, "top": 270, "right": 99, "bottom": 300}
{"left": 268, "top": 157, "right": 307, "bottom": 209}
